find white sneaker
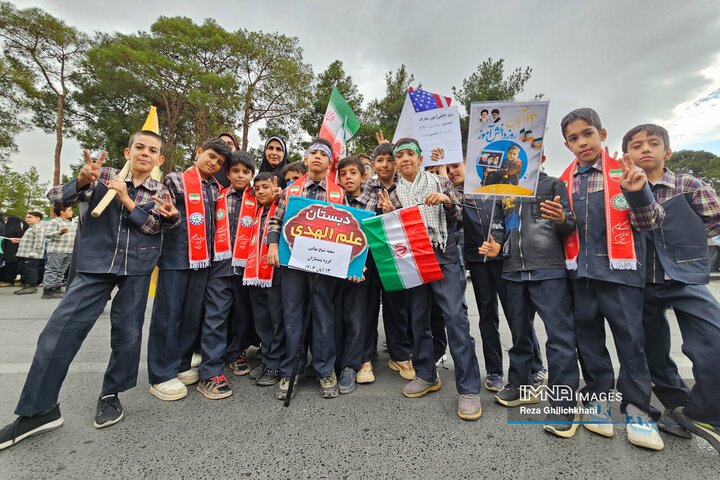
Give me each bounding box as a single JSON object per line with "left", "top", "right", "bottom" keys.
{"left": 150, "top": 378, "right": 188, "bottom": 401}
{"left": 626, "top": 404, "right": 664, "bottom": 451}
{"left": 177, "top": 368, "right": 199, "bottom": 385}
{"left": 191, "top": 352, "right": 201, "bottom": 368}
{"left": 582, "top": 401, "right": 615, "bottom": 437}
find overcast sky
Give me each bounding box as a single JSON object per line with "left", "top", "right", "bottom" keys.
{"left": 9, "top": 0, "right": 720, "bottom": 181}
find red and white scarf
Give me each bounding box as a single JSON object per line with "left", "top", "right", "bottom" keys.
{"left": 559, "top": 150, "right": 636, "bottom": 271}
{"left": 285, "top": 173, "right": 344, "bottom": 205}
{"left": 214, "top": 187, "right": 257, "bottom": 267}
{"left": 182, "top": 166, "right": 211, "bottom": 269}
{"left": 242, "top": 202, "right": 278, "bottom": 287}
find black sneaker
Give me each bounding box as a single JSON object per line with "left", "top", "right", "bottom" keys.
{"left": 494, "top": 384, "right": 540, "bottom": 407}
{"left": 672, "top": 407, "right": 720, "bottom": 453}
{"left": 543, "top": 412, "right": 580, "bottom": 438}
{"left": 657, "top": 408, "right": 691, "bottom": 439}
{"left": 94, "top": 394, "right": 123, "bottom": 429}
{"left": 249, "top": 363, "right": 266, "bottom": 381}
{"left": 256, "top": 369, "right": 280, "bottom": 386}
{"left": 0, "top": 405, "right": 63, "bottom": 451}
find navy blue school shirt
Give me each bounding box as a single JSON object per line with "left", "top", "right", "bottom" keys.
{"left": 47, "top": 167, "right": 174, "bottom": 276}
{"left": 158, "top": 171, "right": 219, "bottom": 271}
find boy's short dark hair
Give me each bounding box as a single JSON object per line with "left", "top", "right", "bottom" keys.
{"left": 27, "top": 210, "right": 43, "bottom": 219}
{"left": 491, "top": 109, "right": 500, "bottom": 115}
{"left": 373, "top": 143, "right": 394, "bottom": 160}
{"left": 307, "top": 137, "right": 333, "bottom": 157}
{"left": 52, "top": 204, "right": 69, "bottom": 216}
{"left": 282, "top": 161, "right": 307, "bottom": 176}
{"left": 560, "top": 108, "right": 603, "bottom": 139}
{"left": 481, "top": 109, "right": 489, "bottom": 115}
{"left": 226, "top": 150, "right": 256, "bottom": 174}
{"left": 337, "top": 156, "right": 365, "bottom": 174}
{"left": 200, "top": 137, "right": 232, "bottom": 161}
{"left": 393, "top": 137, "right": 421, "bottom": 152}
{"left": 254, "top": 172, "right": 278, "bottom": 184}
{"left": 621, "top": 124, "right": 671, "bottom": 153}
{"left": 128, "top": 130, "right": 164, "bottom": 151}
{"left": 507, "top": 145, "right": 520, "bottom": 152}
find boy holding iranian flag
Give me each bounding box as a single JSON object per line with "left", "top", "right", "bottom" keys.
{"left": 147, "top": 138, "right": 231, "bottom": 402}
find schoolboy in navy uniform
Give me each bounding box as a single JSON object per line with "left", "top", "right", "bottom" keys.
{"left": 378, "top": 138, "right": 483, "bottom": 421}
{"left": 0, "top": 131, "right": 176, "bottom": 451}
{"left": 147, "top": 137, "right": 231, "bottom": 402}
{"left": 267, "top": 137, "right": 346, "bottom": 400}
{"left": 622, "top": 124, "right": 720, "bottom": 452}
{"left": 560, "top": 108, "right": 665, "bottom": 450}
{"left": 196, "top": 151, "right": 255, "bottom": 400}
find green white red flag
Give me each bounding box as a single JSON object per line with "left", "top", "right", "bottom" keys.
{"left": 362, "top": 206, "right": 443, "bottom": 291}
{"left": 319, "top": 86, "right": 360, "bottom": 161}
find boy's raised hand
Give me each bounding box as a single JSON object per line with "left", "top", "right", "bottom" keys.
{"left": 430, "top": 148, "right": 445, "bottom": 162}
{"left": 378, "top": 189, "right": 395, "bottom": 213}
{"left": 540, "top": 195, "right": 566, "bottom": 222}
{"left": 152, "top": 195, "right": 179, "bottom": 218}
{"left": 77, "top": 150, "right": 107, "bottom": 188}
{"left": 604, "top": 146, "right": 618, "bottom": 159}
{"left": 271, "top": 176, "right": 282, "bottom": 202}
{"left": 619, "top": 153, "right": 647, "bottom": 192}
{"left": 375, "top": 130, "right": 390, "bottom": 145}
{"left": 477, "top": 235, "right": 501, "bottom": 257}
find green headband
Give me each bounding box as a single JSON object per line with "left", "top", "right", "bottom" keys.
{"left": 393, "top": 142, "right": 421, "bottom": 158}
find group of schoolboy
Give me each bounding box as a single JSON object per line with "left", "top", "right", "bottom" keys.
{"left": 1, "top": 107, "right": 719, "bottom": 456}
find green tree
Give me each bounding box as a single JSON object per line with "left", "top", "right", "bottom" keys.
{"left": 0, "top": 2, "right": 89, "bottom": 185}
{"left": 667, "top": 150, "right": 720, "bottom": 192}
{"left": 0, "top": 57, "right": 29, "bottom": 160}
{"left": 0, "top": 161, "right": 50, "bottom": 217}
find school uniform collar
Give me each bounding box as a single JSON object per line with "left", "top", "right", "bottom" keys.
{"left": 303, "top": 174, "right": 328, "bottom": 190}
{"left": 226, "top": 186, "right": 245, "bottom": 196}
{"left": 572, "top": 158, "right": 602, "bottom": 176}
{"left": 650, "top": 168, "right": 677, "bottom": 190}
{"left": 122, "top": 171, "right": 162, "bottom": 193}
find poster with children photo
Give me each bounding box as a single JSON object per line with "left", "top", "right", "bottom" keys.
{"left": 464, "top": 100, "right": 549, "bottom": 197}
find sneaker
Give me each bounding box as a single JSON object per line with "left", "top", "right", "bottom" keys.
{"left": 249, "top": 363, "right": 267, "bottom": 380}
{"left": 256, "top": 369, "right": 280, "bottom": 387}
{"left": 435, "top": 353, "right": 448, "bottom": 368}
{"left": 672, "top": 406, "right": 720, "bottom": 454}
{"left": 403, "top": 375, "right": 441, "bottom": 398}
{"left": 41, "top": 288, "right": 57, "bottom": 299}
{"left": 388, "top": 359, "right": 416, "bottom": 380}
{"left": 532, "top": 368, "right": 548, "bottom": 386}
{"left": 544, "top": 413, "right": 580, "bottom": 438}
{"left": 230, "top": 353, "right": 251, "bottom": 376}
{"left": 338, "top": 367, "right": 356, "bottom": 394}
{"left": 657, "top": 408, "right": 691, "bottom": 439}
{"left": 48, "top": 289, "right": 64, "bottom": 299}
{"left": 197, "top": 375, "right": 233, "bottom": 400}
{"left": 356, "top": 362, "right": 375, "bottom": 384}
{"left": 0, "top": 281, "right": 11, "bottom": 287}
{"left": 276, "top": 376, "right": 298, "bottom": 400}
{"left": 625, "top": 404, "right": 664, "bottom": 450}
{"left": 190, "top": 352, "right": 201, "bottom": 368}
{"left": 484, "top": 373, "right": 503, "bottom": 392}
{"left": 582, "top": 401, "right": 615, "bottom": 437}
{"left": 0, "top": 405, "right": 64, "bottom": 451}
{"left": 94, "top": 394, "right": 123, "bottom": 429}
{"left": 494, "top": 384, "right": 540, "bottom": 407}
{"left": 149, "top": 378, "right": 187, "bottom": 401}
{"left": 319, "top": 371, "right": 339, "bottom": 398}
{"left": 15, "top": 285, "right": 37, "bottom": 295}
{"left": 457, "top": 393, "right": 482, "bottom": 420}
{"left": 177, "top": 368, "right": 199, "bottom": 385}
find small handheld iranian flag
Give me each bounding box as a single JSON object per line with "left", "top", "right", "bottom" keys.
{"left": 319, "top": 86, "right": 360, "bottom": 160}
{"left": 362, "top": 206, "right": 443, "bottom": 291}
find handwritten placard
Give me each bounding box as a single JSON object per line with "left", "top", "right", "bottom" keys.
{"left": 288, "top": 236, "right": 352, "bottom": 278}
{"left": 414, "top": 105, "right": 463, "bottom": 166}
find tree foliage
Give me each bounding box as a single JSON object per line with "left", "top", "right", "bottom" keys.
{"left": 667, "top": 150, "right": 720, "bottom": 193}
{"left": 0, "top": 159, "right": 50, "bottom": 217}
{"left": 0, "top": 56, "right": 28, "bottom": 160}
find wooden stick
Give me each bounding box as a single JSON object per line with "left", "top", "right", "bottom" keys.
{"left": 91, "top": 161, "right": 130, "bottom": 217}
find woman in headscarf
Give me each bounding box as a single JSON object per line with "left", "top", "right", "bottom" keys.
{"left": 0, "top": 215, "right": 27, "bottom": 286}
{"left": 258, "top": 137, "right": 289, "bottom": 187}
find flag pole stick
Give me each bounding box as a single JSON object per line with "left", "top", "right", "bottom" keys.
{"left": 483, "top": 197, "right": 496, "bottom": 263}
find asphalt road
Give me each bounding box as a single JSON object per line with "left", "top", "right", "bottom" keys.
{"left": 0, "top": 279, "right": 718, "bottom": 479}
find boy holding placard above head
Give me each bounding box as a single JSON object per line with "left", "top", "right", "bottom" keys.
{"left": 559, "top": 108, "right": 665, "bottom": 450}
{"left": 267, "top": 137, "right": 346, "bottom": 400}
{"left": 377, "top": 138, "right": 483, "bottom": 421}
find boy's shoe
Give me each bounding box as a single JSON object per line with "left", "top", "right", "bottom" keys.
{"left": 625, "top": 404, "right": 664, "bottom": 450}
{"left": 582, "top": 401, "right": 615, "bottom": 437}
{"left": 388, "top": 359, "right": 416, "bottom": 380}
{"left": 15, "top": 285, "right": 37, "bottom": 295}
{"left": 356, "top": 362, "right": 375, "bottom": 384}
{"left": 484, "top": 374, "right": 504, "bottom": 392}
{"left": 0, "top": 281, "right": 11, "bottom": 287}
{"left": 41, "top": 288, "right": 57, "bottom": 299}
{"left": 0, "top": 405, "right": 64, "bottom": 451}
{"left": 338, "top": 367, "right": 356, "bottom": 394}
{"left": 532, "top": 368, "right": 548, "bottom": 386}
{"left": 230, "top": 353, "right": 251, "bottom": 376}
{"left": 435, "top": 353, "right": 447, "bottom": 368}
{"left": 190, "top": 352, "right": 201, "bottom": 368}
{"left": 249, "top": 363, "right": 267, "bottom": 380}
{"left": 657, "top": 408, "right": 691, "bottom": 439}
{"left": 319, "top": 371, "right": 339, "bottom": 398}
{"left": 93, "top": 394, "right": 123, "bottom": 429}
{"left": 403, "top": 375, "right": 441, "bottom": 398}
{"left": 13, "top": 280, "right": 22, "bottom": 286}
{"left": 149, "top": 378, "right": 187, "bottom": 401}
{"left": 197, "top": 375, "right": 233, "bottom": 400}
{"left": 544, "top": 413, "right": 580, "bottom": 438}
{"left": 457, "top": 393, "right": 482, "bottom": 420}
{"left": 177, "top": 368, "right": 199, "bottom": 385}
{"left": 672, "top": 407, "right": 720, "bottom": 454}
{"left": 494, "top": 384, "right": 540, "bottom": 407}
{"left": 256, "top": 369, "right": 280, "bottom": 387}
{"left": 276, "top": 376, "right": 298, "bottom": 400}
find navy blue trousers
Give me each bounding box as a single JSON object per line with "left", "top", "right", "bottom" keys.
{"left": 249, "top": 284, "right": 286, "bottom": 371}
{"left": 573, "top": 279, "right": 652, "bottom": 412}
{"left": 643, "top": 281, "right": 720, "bottom": 422}
{"left": 147, "top": 268, "right": 209, "bottom": 384}
{"left": 279, "top": 268, "right": 338, "bottom": 378}
{"left": 16, "top": 272, "right": 151, "bottom": 416}
{"left": 505, "top": 278, "right": 579, "bottom": 407}
{"left": 199, "top": 276, "right": 234, "bottom": 379}
{"left": 336, "top": 281, "right": 369, "bottom": 371}
{"left": 224, "top": 276, "right": 255, "bottom": 362}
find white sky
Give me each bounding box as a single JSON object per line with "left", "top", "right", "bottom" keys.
{"left": 8, "top": 0, "right": 720, "bottom": 182}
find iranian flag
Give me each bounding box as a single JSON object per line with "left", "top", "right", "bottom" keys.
{"left": 362, "top": 206, "right": 443, "bottom": 291}
{"left": 319, "top": 86, "right": 360, "bottom": 161}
